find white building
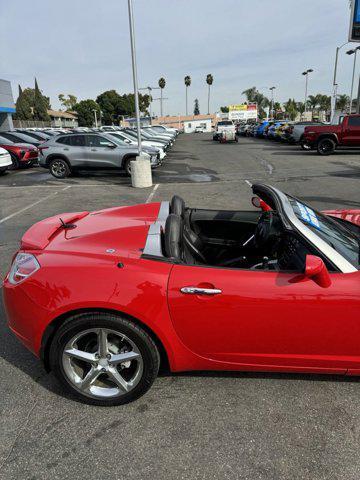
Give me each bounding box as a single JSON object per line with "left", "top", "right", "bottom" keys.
{"left": 183, "top": 117, "right": 212, "bottom": 133}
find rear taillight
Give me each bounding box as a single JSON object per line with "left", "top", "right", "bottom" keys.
{"left": 8, "top": 253, "right": 40, "bottom": 285}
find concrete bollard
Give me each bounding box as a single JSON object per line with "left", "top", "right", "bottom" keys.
{"left": 130, "top": 155, "right": 153, "bottom": 188}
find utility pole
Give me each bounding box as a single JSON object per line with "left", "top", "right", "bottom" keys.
{"left": 269, "top": 86, "right": 276, "bottom": 118}
{"left": 332, "top": 42, "right": 350, "bottom": 120}
{"left": 347, "top": 47, "right": 360, "bottom": 114}
{"left": 93, "top": 109, "right": 98, "bottom": 128}
{"left": 139, "top": 86, "right": 160, "bottom": 121}
{"left": 127, "top": 0, "right": 152, "bottom": 187}
{"left": 302, "top": 69, "right": 313, "bottom": 119}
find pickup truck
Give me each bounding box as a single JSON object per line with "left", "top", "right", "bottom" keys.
{"left": 303, "top": 114, "right": 360, "bottom": 155}
{"left": 213, "top": 120, "right": 236, "bottom": 141}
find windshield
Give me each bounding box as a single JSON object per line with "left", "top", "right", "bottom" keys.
{"left": 288, "top": 196, "right": 359, "bottom": 269}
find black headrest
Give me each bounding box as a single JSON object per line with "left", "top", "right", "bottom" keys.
{"left": 164, "top": 214, "right": 182, "bottom": 260}
{"left": 170, "top": 195, "right": 185, "bottom": 217}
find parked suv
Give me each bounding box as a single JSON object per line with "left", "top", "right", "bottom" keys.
{"left": 39, "top": 133, "right": 159, "bottom": 178}
{"left": 303, "top": 114, "right": 360, "bottom": 155}
{"left": 0, "top": 136, "right": 39, "bottom": 169}
{"left": 0, "top": 146, "right": 12, "bottom": 175}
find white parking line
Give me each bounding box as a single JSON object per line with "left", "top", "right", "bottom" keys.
{"left": 244, "top": 180, "right": 252, "bottom": 187}
{"left": 146, "top": 184, "right": 159, "bottom": 203}
{"left": 0, "top": 186, "right": 71, "bottom": 224}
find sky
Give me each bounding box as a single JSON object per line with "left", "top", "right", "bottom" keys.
{"left": 0, "top": 0, "right": 358, "bottom": 116}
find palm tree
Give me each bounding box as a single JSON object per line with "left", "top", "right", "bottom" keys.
{"left": 336, "top": 94, "right": 349, "bottom": 113}
{"left": 242, "top": 87, "right": 269, "bottom": 119}
{"left": 184, "top": 76, "right": 191, "bottom": 115}
{"left": 158, "top": 77, "right": 166, "bottom": 117}
{"left": 307, "top": 95, "right": 320, "bottom": 120}
{"left": 206, "top": 74, "right": 213, "bottom": 115}
{"left": 283, "top": 98, "right": 298, "bottom": 121}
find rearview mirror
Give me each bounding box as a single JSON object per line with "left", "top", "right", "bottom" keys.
{"left": 251, "top": 196, "right": 272, "bottom": 212}
{"left": 304, "top": 255, "right": 331, "bottom": 288}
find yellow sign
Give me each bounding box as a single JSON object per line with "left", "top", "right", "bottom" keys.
{"left": 228, "top": 104, "right": 247, "bottom": 111}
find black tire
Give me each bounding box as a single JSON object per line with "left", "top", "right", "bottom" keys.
{"left": 123, "top": 157, "right": 134, "bottom": 177}
{"left": 0, "top": 169, "right": 7, "bottom": 176}
{"left": 9, "top": 153, "right": 20, "bottom": 170}
{"left": 300, "top": 137, "right": 312, "bottom": 151}
{"left": 49, "top": 312, "right": 160, "bottom": 406}
{"left": 317, "top": 138, "right": 336, "bottom": 156}
{"left": 49, "top": 158, "right": 71, "bottom": 178}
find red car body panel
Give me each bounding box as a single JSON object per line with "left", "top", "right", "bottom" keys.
{"left": 0, "top": 143, "right": 38, "bottom": 165}
{"left": 2, "top": 203, "right": 360, "bottom": 376}
{"left": 323, "top": 209, "right": 360, "bottom": 227}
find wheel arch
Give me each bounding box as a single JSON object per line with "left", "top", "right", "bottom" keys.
{"left": 40, "top": 307, "right": 170, "bottom": 373}
{"left": 121, "top": 153, "right": 137, "bottom": 169}
{"left": 317, "top": 133, "right": 339, "bottom": 144}
{"left": 45, "top": 154, "right": 71, "bottom": 167}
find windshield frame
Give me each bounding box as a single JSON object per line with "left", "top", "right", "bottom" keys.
{"left": 253, "top": 184, "right": 358, "bottom": 273}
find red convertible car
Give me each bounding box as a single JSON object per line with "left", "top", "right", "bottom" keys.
{"left": 3, "top": 184, "right": 360, "bottom": 406}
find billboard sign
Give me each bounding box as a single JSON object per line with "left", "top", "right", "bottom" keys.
{"left": 228, "top": 103, "right": 258, "bottom": 121}
{"left": 349, "top": 0, "right": 360, "bottom": 42}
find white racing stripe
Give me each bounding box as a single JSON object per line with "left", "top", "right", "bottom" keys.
{"left": 145, "top": 183, "right": 159, "bottom": 203}
{"left": 0, "top": 186, "right": 71, "bottom": 224}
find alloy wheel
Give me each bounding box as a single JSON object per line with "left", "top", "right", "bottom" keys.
{"left": 51, "top": 160, "right": 66, "bottom": 177}
{"left": 62, "top": 328, "right": 143, "bottom": 399}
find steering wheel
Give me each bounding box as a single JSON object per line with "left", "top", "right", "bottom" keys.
{"left": 254, "top": 211, "right": 273, "bottom": 247}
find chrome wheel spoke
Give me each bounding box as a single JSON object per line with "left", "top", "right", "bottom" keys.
{"left": 108, "top": 367, "right": 130, "bottom": 392}
{"left": 80, "top": 367, "right": 100, "bottom": 391}
{"left": 98, "top": 329, "right": 108, "bottom": 357}
{"left": 64, "top": 348, "right": 96, "bottom": 364}
{"left": 109, "top": 351, "right": 140, "bottom": 365}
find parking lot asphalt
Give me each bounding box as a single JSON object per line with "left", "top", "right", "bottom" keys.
{"left": 1, "top": 133, "right": 360, "bottom": 480}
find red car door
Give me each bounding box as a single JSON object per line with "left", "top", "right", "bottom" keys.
{"left": 168, "top": 265, "right": 360, "bottom": 373}
{"left": 341, "top": 116, "right": 360, "bottom": 146}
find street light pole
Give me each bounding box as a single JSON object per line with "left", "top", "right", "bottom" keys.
{"left": 93, "top": 109, "right": 98, "bottom": 128}
{"left": 127, "top": 0, "right": 152, "bottom": 188}
{"left": 302, "top": 69, "right": 313, "bottom": 119}
{"left": 127, "top": 0, "right": 142, "bottom": 153}
{"left": 347, "top": 47, "right": 360, "bottom": 114}
{"left": 332, "top": 42, "right": 349, "bottom": 118}
{"left": 269, "top": 86, "right": 276, "bottom": 118}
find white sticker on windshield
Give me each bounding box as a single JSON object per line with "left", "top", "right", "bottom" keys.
{"left": 296, "top": 202, "right": 320, "bottom": 229}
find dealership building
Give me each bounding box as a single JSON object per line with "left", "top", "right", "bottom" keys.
{"left": 0, "top": 79, "right": 15, "bottom": 131}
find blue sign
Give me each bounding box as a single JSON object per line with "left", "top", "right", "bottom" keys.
{"left": 350, "top": 0, "right": 360, "bottom": 41}
{"left": 356, "top": 0, "right": 360, "bottom": 23}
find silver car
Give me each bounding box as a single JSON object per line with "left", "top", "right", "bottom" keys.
{"left": 39, "top": 133, "right": 160, "bottom": 178}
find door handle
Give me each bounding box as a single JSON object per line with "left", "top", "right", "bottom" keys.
{"left": 91, "top": 148, "right": 97, "bottom": 151}
{"left": 180, "top": 286, "right": 222, "bottom": 295}
{"left": 63, "top": 148, "right": 69, "bottom": 151}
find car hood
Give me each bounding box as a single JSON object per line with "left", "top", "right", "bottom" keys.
{"left": 21, "top": 203, "right": 162, "bottom": 259}
{"left": 323, "top": 209, "right": 360, "bottom": 226}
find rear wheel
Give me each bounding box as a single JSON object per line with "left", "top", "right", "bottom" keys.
{"left": 123, "top": 157, "right": 134, "bottom": 176}
{"left": 0, "top": 168, "right": 7, "bottom": 176}
{"left": 49, "top": 312, "right": 160, "bottom": 406}
{"left": 9, "top": 153, "right": 19, "bottom": 170}
{"left": 317, "top": 138, "right": 336, "bottom": 156}
{"left": 300, "top": 137, "right": 311, "bottom": 151}
{"left": 49, "top": 158, "right": 71, "bottom": 178}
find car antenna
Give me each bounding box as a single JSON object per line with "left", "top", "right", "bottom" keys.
{"left": 59, "top": 218, "right": 76, "bottom": 229}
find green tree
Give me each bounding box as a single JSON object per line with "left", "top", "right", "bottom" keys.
{"left": 194, "top": 98, "right": 200, "bottom": 115}
{"left": 184, "top": 75, "right": 191, "bottom": 115}
{"left": 33, "top": 78, "right": 50, "bottom": 121}
{"left": 220, "top": 106, "right": 229, "bottom": 113}
{"left": 73, "top": 99, "right": 100, "bottom": 126}
{"left": 158, "top": 77, "right": 166, "bottom": 117}
{"left": 242, "top": 86, "right": 269, "bottom": 119}
{"left": 96, "top": 90, "right": 123, "bottom": 124}
{"left": 336, "top": 94, "right": 349, "bottom": 112}
{"left": 15, "top": 84, "right": 33, "bottom": 120}
{"left": 206, "top": 74, "right": 213, "bottom": 114}
{"left": 58, "top": 94, "right": 77, "bottom": 111}
{"left": 297, "top": 102, "right": 305, "bottom": 116}
{"left": 283, "top": 98, "right": 298, "bottom": 121}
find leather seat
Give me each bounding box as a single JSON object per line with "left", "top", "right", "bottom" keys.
{"left": 170, "top": 195, "right": 185, "bottom": 217}
{"left": 164, "top": 214, "right": 182, "bottom": 260}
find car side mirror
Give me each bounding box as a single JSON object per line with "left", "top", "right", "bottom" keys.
{"left": 106, "top": 143, "right": 116, "bottom": 148}
{"left": 304, "top": 255, "right": 331, "bottom": 288}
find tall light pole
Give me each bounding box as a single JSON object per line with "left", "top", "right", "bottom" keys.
{"left": 346, "top": 47, "right": 360, "bottom": 114}
{"left": 269, "top": 86, "right": 276, "bottom": 118}
{"left": 332, "top": 42, "right": 350, "bottom": 119}
{"left": 139, "top": 86, "right": 160, "bottom": 120}
{"left": 127, "top": 0, "right": 152, "bottom": 188}
{"left": 302, "top": 69, "right": 313, "bottom": 118}
{"left": 93, "top": 109, "right": 98, "bottom": 128}
{"left": 127, "top": 0, "right": 142, "bottom": 153}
